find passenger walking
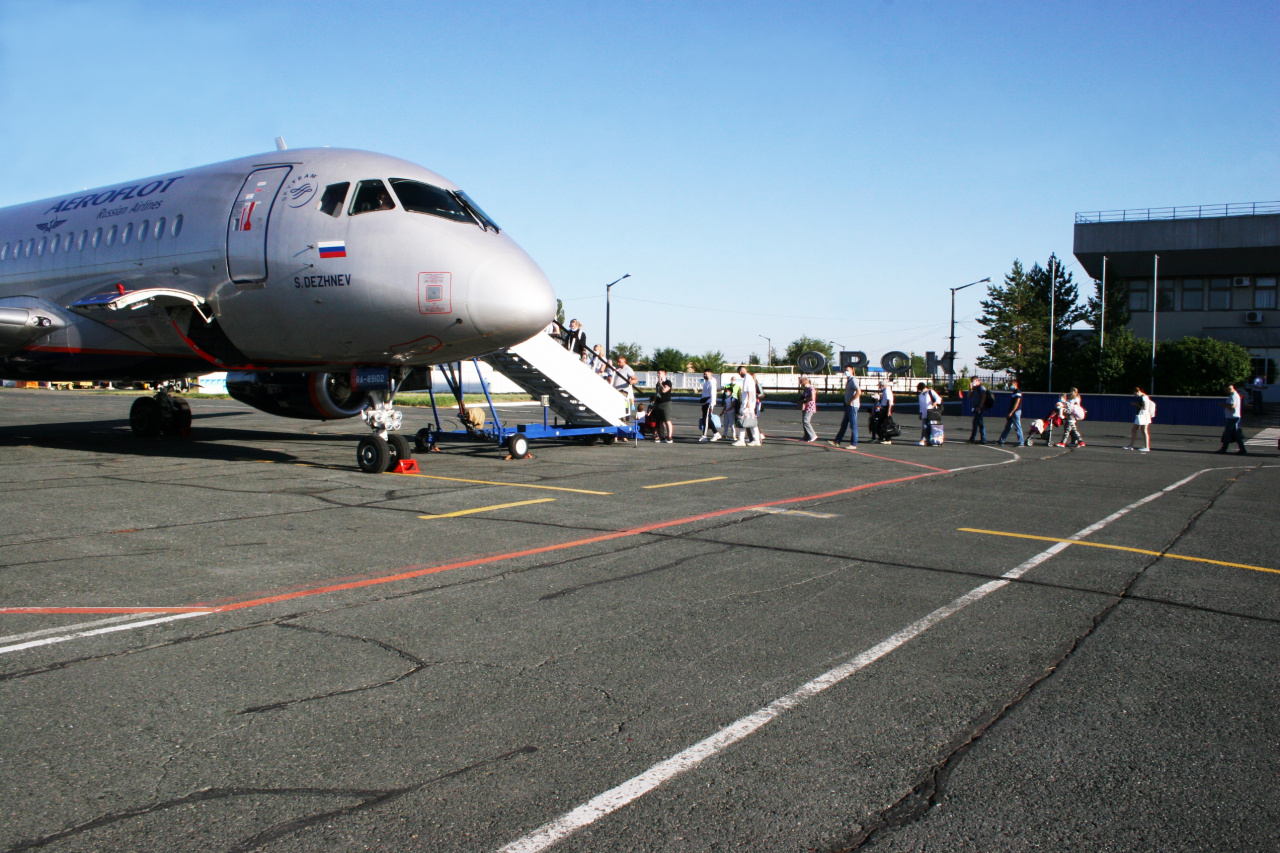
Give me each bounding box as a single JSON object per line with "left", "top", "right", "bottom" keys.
{"left": 1057, "top": 388, "right": 1086, "bottom": 447}
{"left": 563, "top": 319, "right": 587, "bottom": 356}
{"left": 699, "top": 369, "right": 722, "bottom": 442}
{"left": 1252, "top": 374, "right": 1266, "bottom": 415}
{"left": 722, "top": 379, "right": 738, "bottom": 442}
{"left": 830, "top": 365, "right": 860, "bottom": 448}
{"left": 651, "top": 380, "right": 675, "bottom": 444}
{"left": 968, "top": 378, "right": 989, "bottom": 444}
{"left": 591, "top": 344, "right": 608, "bottom": 375}
{"left": 612, "top": 356, "right": 637, "bottom": 405}
{"left": 1124, "top": 387, "right": 1155, "bottom": 452}
{"left": 799, "top": 377, "right": 818, "bottom": 442}
{"left": 997, "top": 379, "right": 1024, "bottom": 446}
{"left": 870, "top": 379, "right": 894, "bottom": 443}
{"left": 916, "top": 382, "right": 942, "bottom": 446}
{"left": 732, "top": 366, "right": 762, "bottom": 446}
{"left": 1216, "top": 383, "right": 1248, "bottom": 454}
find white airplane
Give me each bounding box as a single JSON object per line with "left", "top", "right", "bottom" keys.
{"left": 0, "top": 147, "right": 556, "bottom": 471}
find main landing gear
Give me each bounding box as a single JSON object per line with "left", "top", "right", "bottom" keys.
{"left": 129, "top": 386, "right": 192, "bottom": 438}
{"left": 356, "top": 387, "right": 412, "bottom": 474}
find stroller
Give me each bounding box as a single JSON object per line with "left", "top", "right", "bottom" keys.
{"left": 1026, "top": 412, "right": 1063, "bottom": 445}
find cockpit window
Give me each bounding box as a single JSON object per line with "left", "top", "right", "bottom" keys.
{"left": 388, "top": 179, "right": 474, "bottom": 225}
{"left": 455, "top": 191, "right": 499, "bottom": 232}
{"left": 317, "top": 182, "right": 350, "bottom": 217}
{"left": 348, "top": 179, "right": 396, "bottom": 216}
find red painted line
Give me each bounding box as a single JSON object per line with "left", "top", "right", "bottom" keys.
{"left": 0, "top": 606, "right": 214, "bottom": 615}
{"left": 776, "top": 436, "right": 949, "bottom": 472}
{"left": 0, "top": 471, "right": 949, "bottom": 617}
{"left": 210, "top": 470, "right": 944, "bottom": 613}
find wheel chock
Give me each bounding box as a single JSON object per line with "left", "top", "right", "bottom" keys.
{"left": 391, "top": 459, "right": 421, "bottom": 474}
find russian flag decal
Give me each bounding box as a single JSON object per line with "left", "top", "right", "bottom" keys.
{"left": 317, "top": 240, "right": 346, "bottom": 259}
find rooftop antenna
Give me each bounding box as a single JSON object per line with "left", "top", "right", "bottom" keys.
{"left": 275, "top": 137, "right": 287, "bottom": 151}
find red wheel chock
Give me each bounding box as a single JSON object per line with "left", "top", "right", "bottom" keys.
{"left": 392, "top": 459, "right": 421, "bottom": 474}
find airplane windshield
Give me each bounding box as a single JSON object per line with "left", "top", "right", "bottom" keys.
{"left": 348, "top": 180, "right": 396, "bottom": 215}
{"left": 455, "top": 191, "right": 500, "bottom": 232}
{"left": 388, "top": 179, "right": 474, "bottom": 225}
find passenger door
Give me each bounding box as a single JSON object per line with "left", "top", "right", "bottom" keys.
{"left": 226, "top": 166, "right": 291, "bottom": 283}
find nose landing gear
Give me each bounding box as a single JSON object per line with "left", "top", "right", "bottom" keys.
{"left": 356, "top": 387, "right": 412, "bottom": 473}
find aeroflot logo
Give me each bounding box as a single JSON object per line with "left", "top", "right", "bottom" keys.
{"left": 42, "top": 176, "right": 185, "bottom": 214}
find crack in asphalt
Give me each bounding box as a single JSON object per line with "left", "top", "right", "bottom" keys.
{"left": 1, "top": 746, "right": 537, "bottom": 853}
{"left": 538, "top": 545, "right": 731, "bottom": 601}
{"left": 825, "top": 465, "right": 1249, "bottom": 852}
{"left": 235, "top": 621, "right": 430, "bottom": 714}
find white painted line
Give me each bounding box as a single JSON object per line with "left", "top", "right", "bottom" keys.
{"left": 752, "top": 507, "right": 839, "bottom": 519}
{"left": 1246, "top": 427, "right": 1279, "bottom": 446}
{"left": 494, "top": 466, "right": 1230, "bottom": 853}
{"left": 0, "top": 611, "right": 210, "bottom": 656}
{"left": 0, "top": 614, "right": 150, "bottom": 645}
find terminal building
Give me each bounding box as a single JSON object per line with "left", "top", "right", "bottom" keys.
{"left": 1073, "top": 201, "right": 1279, "bottom": 390}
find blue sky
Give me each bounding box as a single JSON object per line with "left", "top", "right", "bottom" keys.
{"left": 2, "top": 1, "right": 1276, "bottom": 369}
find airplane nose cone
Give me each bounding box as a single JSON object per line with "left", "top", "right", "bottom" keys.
{"left": 468, "top": 249, "right": 556, "bottom": 344}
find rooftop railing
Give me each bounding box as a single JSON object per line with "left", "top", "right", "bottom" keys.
{"left": 1075, "top": 201, "right": 1280, "bottom": 224}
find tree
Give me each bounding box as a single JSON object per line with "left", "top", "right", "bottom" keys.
{"left": 978, "top": 254, "right": 1086, "bottom": 389}
{"left": 610, "top": 341, "right": 644, "bottom": 365}
{"left": 909, "top": 352, "right": 926, "bottom": 377}
{"left": 748, "top": 353, "right": 761, "bottom": 365}
{"left": 782, "top": 336, "right": 834, "bottom": 367}
{"left": 555, "top": 299, "right": 565, "bottom": 328}
{"left": 688, "top": 351, "right": 727, "bottom": 373}
{"left": 1085, "top": 277, "right": 1129, "bottom": 337}
{"left": 1154, "top": 336, "right": 1252, "bottom": 396}
{"left": 650, "top": 347, "right": 689, "bottom": 373}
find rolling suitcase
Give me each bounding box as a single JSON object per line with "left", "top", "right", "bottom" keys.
{"left": 929, "top": 422, "right": 945, "bottom": 446}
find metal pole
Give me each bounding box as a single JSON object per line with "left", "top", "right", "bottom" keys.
{"left": 948, "top": 277, "right": 989, "bottom": 387}
{"left": 758, "top": 335, "right": 771, "bottom": 368}
{"left": 1150, "top": 255, "right": 1159, "bottom": 394}
{"left": 1048, "top": 257, "right": 1056, "bottom": 392}
{"left": 603, "top": 273, "right": 630, "bottom": 360}
{"left": 1098, "top": 256, "right": 1107, "bottom": 392}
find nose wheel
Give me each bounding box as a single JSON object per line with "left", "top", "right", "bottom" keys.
{"left": 356, "top": 386, "right": 414, "bottom": 473}
{"left": 129, "top": 389, "right": 192, "bottom": 439}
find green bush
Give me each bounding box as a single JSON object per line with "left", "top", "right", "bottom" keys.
{"left": 1154, "top": 336, "right": 1252, "bottom": 396}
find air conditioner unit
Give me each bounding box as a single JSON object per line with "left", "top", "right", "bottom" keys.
{"left": 1233, "top": 276, "right": 1253, "bottom": 287}
{"left": 1244, "top": 310, "right": 1264, "bottom": 324}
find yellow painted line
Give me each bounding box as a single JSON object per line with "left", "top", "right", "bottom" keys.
{"left": 393, "top": 472, "right": 612, "bottom": 495}
{"left": 958, "top": 528, "right": 1280, "bottom": 576}
{"left": 420, "top": 498, "right": 556, "bottom": 519}
{"left": 642, "top": 476, "right": 728, "bottom": 490}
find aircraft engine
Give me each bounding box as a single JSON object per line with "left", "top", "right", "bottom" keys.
{"left": 225, "top": 371, "right": 369, "bottom": 420}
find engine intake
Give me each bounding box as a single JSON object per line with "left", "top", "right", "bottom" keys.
{"left": 226, "top": 371, "right": 368, "bottom": 420}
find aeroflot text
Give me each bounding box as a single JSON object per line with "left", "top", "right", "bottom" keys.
{"left": 42, "top": 177, "right": 185, "bottom": 214}
{"left": 295, "top": 274, "right": 352, "bottom": 288}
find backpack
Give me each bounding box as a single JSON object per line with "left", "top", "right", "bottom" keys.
{"left": 1071, "top": 401, "right": 1086, "bottom": 421}
{"left": 981, "top": 389, "right": 995, "bottom": 410}
{"left": 1145, "top": 396, "right": 1156, "bottom": 419}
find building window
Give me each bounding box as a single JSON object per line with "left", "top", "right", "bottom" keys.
{"left": 1208, "top": 278, "right": 1231, "bottom": 310}
{"left": 1181, "top": 279, "right": 1203, "bottom": 311}
{"left": 1157, "top": 280, "right": 1175, "bottom": 311}
{"left": 1257, "top": 277, "right": 1277, "bottom": 310}
{"left": 1128, "top": 279, "right": 1149, "bottom": 312}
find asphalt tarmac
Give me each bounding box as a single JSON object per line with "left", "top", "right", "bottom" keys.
{"left": 1, "top": 389, "right": 1277, "bottom": 853}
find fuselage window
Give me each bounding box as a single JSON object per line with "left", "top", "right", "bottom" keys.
{"left": 171, "top": 215, "right": 183, "bottom": 238}
{"left": 0, "top": 243, "right": 7, "bottom": 261}
{"left": 49, "top": 234, "right": 57, "bottom": 255}
{"left": 122, "top": 223, "right": 133, "bottom": 244}
{"left": 154, "top": 218, "right": 165, "bottom": 240}
{"left": 388, "top": 178, "right": 473, "bottom": 224}
{"left": 348, "top": 180, "right": 396, "bottom": 216}
{"left": 78, "top": 230, "right": 87, "bottom": 251}
{"left": 36, "top": 236, "right": 46, "bottom": 256}
{"left": 26, "top": 238, "right": 34, "bottom": 257}
{"left": 106, "top": 225, "right": 117, "bottom": 247}
{"left": 92, "top": 228, "right": 102, "bottom": 249}
{"left": 317, "top": 182, "right": 350, "bottom": 217}
{"left": 138, "top": 220, "right": 149, "bottom": 242}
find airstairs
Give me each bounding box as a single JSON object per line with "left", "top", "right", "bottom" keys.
{"left": 483, "top": 331, "right": 630, "bottom": 427}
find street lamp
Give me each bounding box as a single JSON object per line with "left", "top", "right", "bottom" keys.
{"left": 758, "top": 335, "right": 771, "bottom": 368}
{"left": 949, "top": 277, "right": 990, "bottom": 381}
{"left": 604, "top": 273, "right": 630, "bottom": 360}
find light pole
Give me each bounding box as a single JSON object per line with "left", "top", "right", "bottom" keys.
{"left": 758, "top": 335, "right": 771, "bottom": 368}
{"left": 949, "top": 277, "right": 990, "bottom": 383}
{"left": 1048, "top": 257, "right": 1057, "bottom": 393}
{"left": 604, "top": 273, "right": 630, "bottom": 361}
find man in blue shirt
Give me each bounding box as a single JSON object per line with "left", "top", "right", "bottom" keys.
{"left": 997, "top": 379, "right": 1024, "bottom": 446}
{"left": 1215, "top": 383, "right": 1248, "bottom": 454}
